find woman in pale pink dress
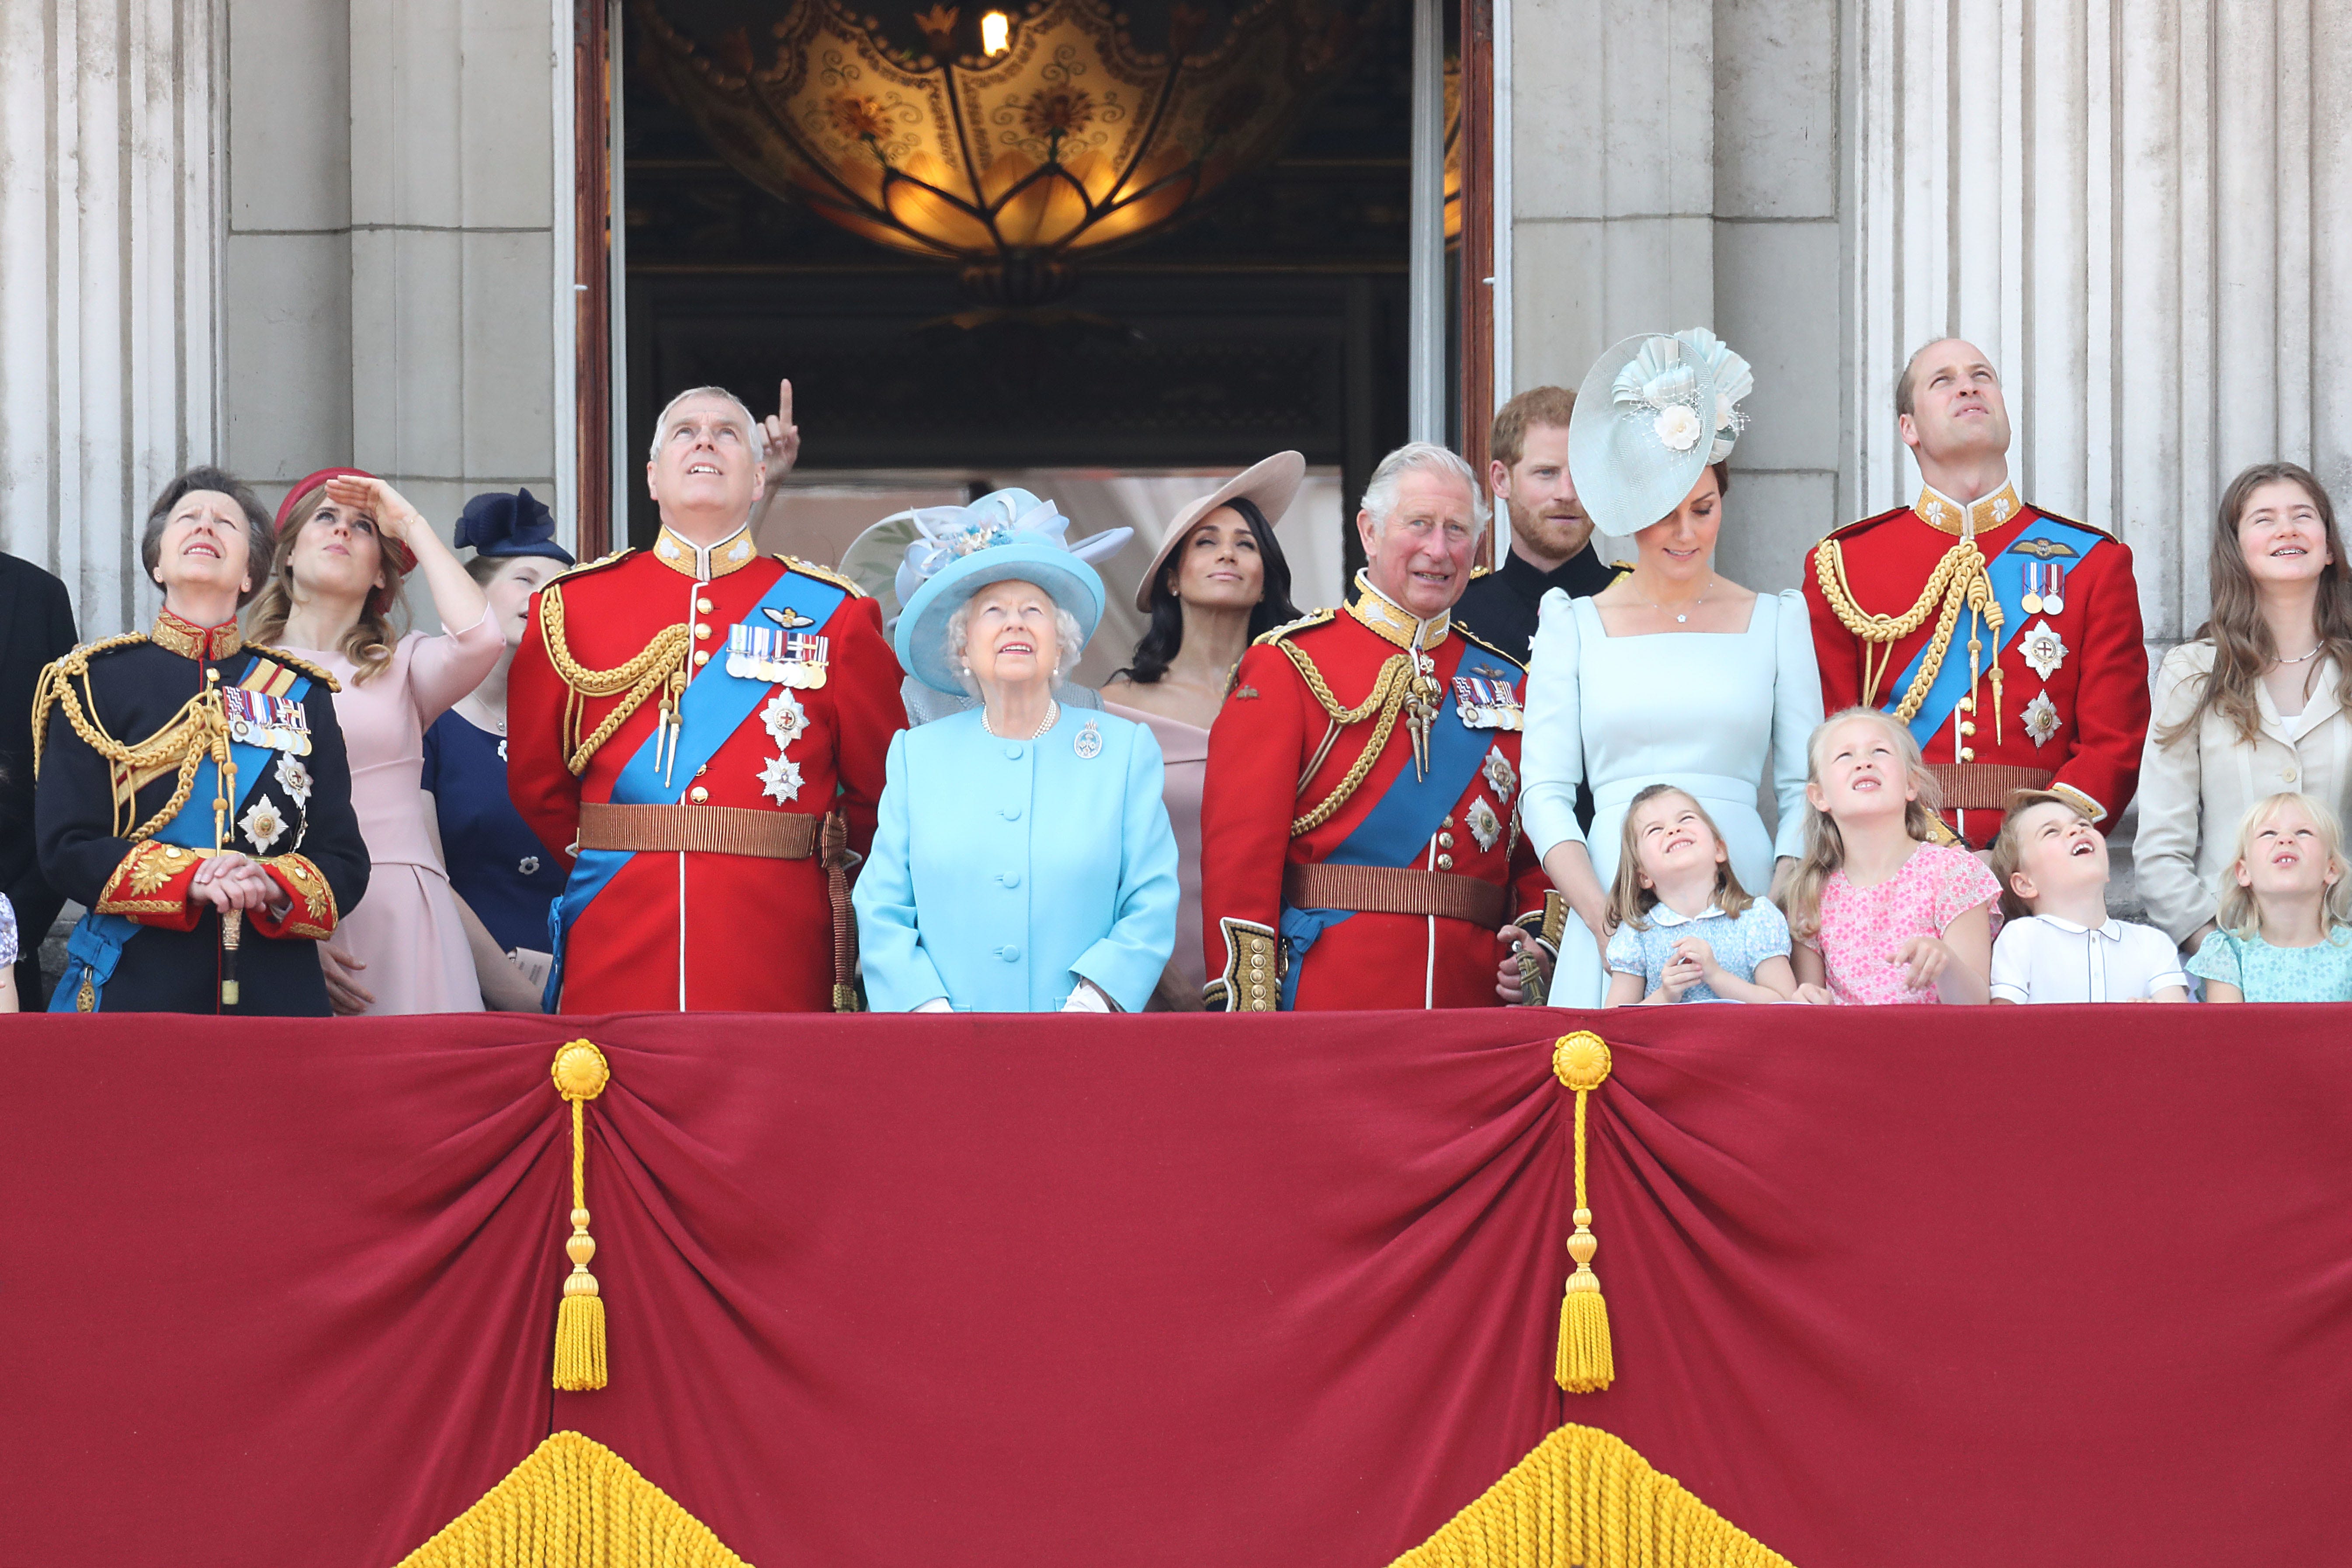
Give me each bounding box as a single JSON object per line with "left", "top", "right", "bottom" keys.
{"left": 244, "top": 468, "right": 501, "bottom": 1014}
{"left": 1102, "top": 454, "right": 1306, "bottom": 1009}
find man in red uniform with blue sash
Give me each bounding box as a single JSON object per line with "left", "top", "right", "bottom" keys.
{"left": 1803, "top": 340, "right": 2151, "bottom": 846}
{"left": 507, "top": 385, "right": 902, "bottom": 1012}
{"left": 1198, "top": 444, "right": 1553, "bottom": 1010}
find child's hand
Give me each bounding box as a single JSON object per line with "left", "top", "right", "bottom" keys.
{"left": 1894, "top": 935, "right": 1957, "bottom": 990}
{"left": 1672, "top": 935, "right": 1723, "bottom": 986}
{"left": 1792, "top": 982, "right": 1835, "bottom": 1005}
{"left": 1657, "top": 947, "right": 1704, "bottom": 1001}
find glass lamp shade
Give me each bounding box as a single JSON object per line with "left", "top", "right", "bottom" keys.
{"left": 631, "top": 0, "right": 1377, "bottom": 304}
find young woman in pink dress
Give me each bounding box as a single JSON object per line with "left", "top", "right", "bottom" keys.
{"left": 245, "top": 468, "right": 502, "bottom": 1014}
{"left": 1101, "top": 454, "right": 1305, "bottom": 1009}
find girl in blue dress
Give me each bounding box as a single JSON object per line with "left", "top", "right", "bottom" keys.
{"left": 419, "top": 490, "right": 574, "bottom": 1010}
{"left": 2188, "top": 792, "right": 2352, "bottom": 1002}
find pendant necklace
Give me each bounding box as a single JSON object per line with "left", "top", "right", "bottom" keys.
{"left": 1644, "top": 575, "right": 1716, "bottom": 625}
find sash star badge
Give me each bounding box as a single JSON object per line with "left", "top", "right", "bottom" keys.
{"left": 2018, "top": 619, "right": 2068, "bottom": 681}
{"left": 761, "top": 690, "right": 808, "bottom": 748}
{"left": 1481, "top": 745, "right": 1518, "bottom": 805}
{"left": 758, "top": 753, "right": 805, "bottom": 803}
{"left": 2022, "top": 690, "right": 2062, "bottom": 749}
{"left": 1467, "top": 795, "right": 1503, "bottom": 853}
{"left": 239, "top": 793, "right": 287, "bottom": 853}
{"left": 274, "top": 752, "right": 313, "bottom": 808}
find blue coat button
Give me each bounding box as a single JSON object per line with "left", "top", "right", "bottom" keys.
{"left": 1000, "top": 944, "right": 1022, "bottom": 962}
{"left": 1001, "top": 872, "right": 1022, "bottom": 888}
{"left": 1001, "top": 805, "right": 1022, "bottom": 820}
{"left": 1003, "top": 744, "right": 1023, "bottom": 760}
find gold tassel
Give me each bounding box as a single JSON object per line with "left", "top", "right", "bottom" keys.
{"left": 1551, "top": 1032, "right": 1615, "bottom": 1393}
{"left": 550, "top": 1039, "right": 612, "bottom": 1392}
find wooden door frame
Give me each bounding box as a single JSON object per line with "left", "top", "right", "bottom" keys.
{"left": 1458, "top": 0, "right": 1496, "bottom": 565}
{"left": 574, "top": 0, "right": 614, "bottom": 561}
{"left": 569, "top": 0, "right": 1497, "bottom": 565}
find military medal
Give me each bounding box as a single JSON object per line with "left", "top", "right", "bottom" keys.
{"left": 2022, "top": 690, "right": 2062, "bottom": 748}
{"left": 1481, "top": 746, "right": 1518, "bottom": 805}
{"left": 1073, "top": 718, "right": 1103, "bottom": 759}
{"left": 2021, "top": 559, "right": 2066, "bottom": 616}
{"left": 1466, "top": 795, "right": 1504, "bottom": 853}
{"left": 223, "top": 688, "right": 312, "bottom": 754}
{"left": 777, "top": 632, "right": 829, "bottom": 689}
{"left": 1452, "top": 673, "right": 1525, "bottom": 732}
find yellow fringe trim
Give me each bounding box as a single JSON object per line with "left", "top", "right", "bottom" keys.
{"left": 1389, "top": 1424, "right": 1795, "bottom": 1568}
{"left": 393, "top": 1431, "right": 751, "bottom": 1568}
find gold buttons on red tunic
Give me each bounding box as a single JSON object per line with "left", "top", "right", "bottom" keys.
{"left": 1436, "top": 853, "right": 1454, "bottom": 870}
{"left": 696, "top": 597, "right": 713, "bottom": 614}
{"left": 694, "top": 650, "right": 710, "bottom": 666}
{"left": 689, "top": 786, "right": 709, "bottom": 803}
{"left": 695, "top": 623, "right": 711, "bottom": 639}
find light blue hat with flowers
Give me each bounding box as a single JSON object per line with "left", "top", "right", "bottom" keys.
{"left": 889, "top": 488, "right": 1131, "bottom": 694}
{"left": 1567, "top": 329, "right": 1754, "bottom": 538}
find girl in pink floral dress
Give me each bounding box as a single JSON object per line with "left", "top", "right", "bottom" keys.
{"left": 1785, "top": 710, "right": 1999, "bottom": 1004}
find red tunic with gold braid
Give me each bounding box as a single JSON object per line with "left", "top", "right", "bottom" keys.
{"left": 1197, "top": 584, "right": 1551, "bottom": 1011}
{"left": 1802, "top": 480, "right": 2151, "bottom": 847}
{"left": 506, "top": 522, "right": 903, "bottom": 1012}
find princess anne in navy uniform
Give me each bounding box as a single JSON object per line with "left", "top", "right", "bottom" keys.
{"left": 33, "top": 467, "right": 369, "bottom": 1014}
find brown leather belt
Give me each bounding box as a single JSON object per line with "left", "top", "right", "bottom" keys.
{"left": 1284, "top": 862, "right": 1509, "bottom": 928}
{"left": 578, "top": 802, "right": 821, "bottom": 859}
{"left": 1927, "top": 763, "right": 2055, "bottom": 812}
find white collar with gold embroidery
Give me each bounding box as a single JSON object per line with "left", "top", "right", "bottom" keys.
{"left": 652, "top": 521, "right": 758, "bottom": 582}
{"left": 1346, "top": 570, "right": 1451, "bottom": 652}
{"left": 1913, "top": 479, "right": 2023, "bottom": 538}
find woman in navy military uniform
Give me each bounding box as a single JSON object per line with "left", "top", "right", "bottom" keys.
{"left": 33, "top": 467, "right": 369, "bottom": 1014}
{"left": 853, "top": 490, "right": 1178, "bottom": 1013}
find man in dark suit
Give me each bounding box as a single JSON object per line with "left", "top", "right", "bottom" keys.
{"left": 1, "top": 551, "right": 78, "bottom": 1006}
{"left": 1454, "top": 385, "right": 1622, "bottom": 662}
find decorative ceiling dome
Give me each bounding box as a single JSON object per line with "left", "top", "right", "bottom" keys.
{"left": 632, "top": 0, "right": 1379, "bottom": 305}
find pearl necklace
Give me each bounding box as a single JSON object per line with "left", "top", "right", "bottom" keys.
{"left": 983, "top": 698, "right": 1059, "bottom": 740}
{"left": 2275, "top": 642, "right": 2322, "bottom": 666}
{"left": 1641, "top": 575, "right": 1717, "bottom": 625}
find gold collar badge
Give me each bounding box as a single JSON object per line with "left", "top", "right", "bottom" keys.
{"left": 150, "top": 609, "right": 243, "bottom": 663}
{"left": 1913, "top": 481, "right": 2022, "bottom": 538}
{"left": 652, "top": 523, "right": 758, "bottom": 583}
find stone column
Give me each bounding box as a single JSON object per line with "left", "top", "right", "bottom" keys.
{"left": 1845, "top": 0, "right": 2352, "bottom": 642}
{"left": 0, "top": 0, "right": 220, "bottom": 638}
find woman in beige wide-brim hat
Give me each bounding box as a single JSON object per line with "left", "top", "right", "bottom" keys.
{"left": 1102, "top": 452, "right": 1307, "bottom": 1008}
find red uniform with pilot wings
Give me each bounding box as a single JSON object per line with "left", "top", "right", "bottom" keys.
{"left": 1197, "top": 578, "right": 1551, "bottom": 1010}
{"left": 1802, "top": 480, "right": 2150, "bottom": 847}
{"left": 507, "top": 520, "right": 902, "bottom": 1012}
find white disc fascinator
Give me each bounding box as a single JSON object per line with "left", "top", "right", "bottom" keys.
{"left": 1567, "top": 329, "right": 1754, "bottom": 538}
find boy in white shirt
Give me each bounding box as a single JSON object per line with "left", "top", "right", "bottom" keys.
{"left": 1988, "top": 791, "right": 2191, "bottom": 1003}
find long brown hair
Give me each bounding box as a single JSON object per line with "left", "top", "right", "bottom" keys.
{"left": 1608, "top": 784, "right": 1755, "bottom": 931}
{"left": 1782, "top": 708, "right": 1944, "bottom": 941}
{"left": 243, "top": 486, "right": 408, "bottom": 683}
{"left": 2160, "top": 462, "right": 2352, "bottom": 748}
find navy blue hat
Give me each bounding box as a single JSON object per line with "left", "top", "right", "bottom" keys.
{"left": 454, "top": 487, "right": 574, "bottom": 566}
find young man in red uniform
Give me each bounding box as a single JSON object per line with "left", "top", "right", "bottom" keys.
{"left": 1803, "top": 340, "right": 2151, "bottom": 846}
{"left": 1198, "top": 443, "right": 1554, "bottom": 1010}
{"left": 507, "top": 385, "right": 902, "bottom": 1012}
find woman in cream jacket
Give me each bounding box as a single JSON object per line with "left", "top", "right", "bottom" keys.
{"left": 2135, "top": 463, "right": 2352, "bottom": 951}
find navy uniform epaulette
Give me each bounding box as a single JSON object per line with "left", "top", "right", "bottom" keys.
{"left": 245, "top": 645, "right": 343, "bottom": 692}
{"left": 545, "top": 546, "right": 636, "bottom": 588}
{"left": 777, "top": 555, "right": 866, "bottom": 596}
{"left": 50, "top": 631, "right": 150, "bottom": 671}
{"left": 1251, "top": 607, "right": 1337, "bottom": 647}
{"left": 1454, "top": 621, "right": 1526, "bottom": 670}
{"left": 1468, "top": 563, "right": 1492, "bottom": 579}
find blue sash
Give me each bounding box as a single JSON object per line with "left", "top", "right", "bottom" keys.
{"left": 1884, "top": 513, "right": 2103, "bottom": 749}
{"left": 1277, "top": 649, "right": 1515, "bottom": 1008}
{"left": 545, "top": 569, "right": 848, "bottom": 1009}
{"left": 53, "top": 657, "right": 312, "bottom": 1011}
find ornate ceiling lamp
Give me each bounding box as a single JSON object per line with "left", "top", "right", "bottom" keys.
{"left": 631, "top": 0, "right": 1377, "bottom": 305}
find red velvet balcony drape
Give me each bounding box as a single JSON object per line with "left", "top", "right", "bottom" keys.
{"left": 2, "top": 1005, "right": 2346, "bottom": 1567}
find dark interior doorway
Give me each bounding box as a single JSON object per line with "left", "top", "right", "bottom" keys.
{"left": 614, "top": 0, "right": 1457, "bottom": 571}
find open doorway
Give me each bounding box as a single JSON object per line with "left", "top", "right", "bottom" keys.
{"left": 576, "top": 0, "right": 1492, "bottom": 593}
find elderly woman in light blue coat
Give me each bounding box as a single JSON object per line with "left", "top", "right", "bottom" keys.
{"left": 853, "top": 490, "right": 1179, "bottom": 1012}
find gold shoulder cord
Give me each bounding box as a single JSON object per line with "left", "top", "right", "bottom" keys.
{"left": 1813, "top": 535, "right": 2004, "bottom": 740}
{"left": 32, "top": 637, "right": 235, "bottom": 842}
{"left": 538, "top": 583, "right": 693, "bottom": 776}
{"left": 1277, "top": 642, "right": 1416, "bottom": 836}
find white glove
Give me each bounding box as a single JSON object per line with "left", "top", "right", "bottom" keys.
{"left": 1060, "top": 980, "right": 1112, "bottom": 1013}
{"left": 915, "top": 996, "right": 954, "bottom": 1013}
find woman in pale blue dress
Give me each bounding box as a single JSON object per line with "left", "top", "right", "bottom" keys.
{"left": 1519, "top": 330, "right": 1823, "bottom": 1005}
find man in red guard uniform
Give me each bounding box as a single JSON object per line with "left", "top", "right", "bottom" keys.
{"left": 1199, "top": 443, "right": 1553, "bottom": 1010}
{"left": 1803, "top": 340, "right": 2150, "bottom": 846}
{"left": 508, "top": 385, "right": 902, "bottom": 1011}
